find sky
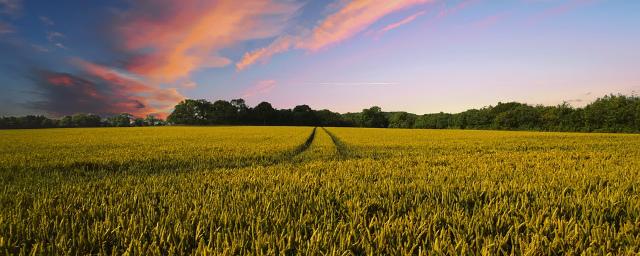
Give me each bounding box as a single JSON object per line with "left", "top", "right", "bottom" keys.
{"left": 0, "top": 0, "right": 639, "bottom": 118}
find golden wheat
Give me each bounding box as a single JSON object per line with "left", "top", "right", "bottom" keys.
{"left": 1, "top": 126, "right": 639, "bottom": 255}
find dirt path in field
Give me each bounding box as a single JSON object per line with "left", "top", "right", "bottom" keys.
{"left": 288, "top": 127, "right": 354, "bottom": 162}
{"left": 321, "top": 127, "right": 349, "bottom": 158}
{"left": 291, "top": 127, "right": 330, "bottom": 161}
{"left": 290, "top": 127, "right": 317, "bottom": 156}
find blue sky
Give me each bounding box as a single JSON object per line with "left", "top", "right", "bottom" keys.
{"left": 1, "top": 0, "right": 639, "bottom": 117}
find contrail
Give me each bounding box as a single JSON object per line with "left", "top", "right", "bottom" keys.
{"left": 316, "top": 82, "right": 398, "bottom": 86}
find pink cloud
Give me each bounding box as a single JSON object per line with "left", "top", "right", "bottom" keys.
{"left": 377, "top": 10, "right": 428, "bottom": 35}
{"left": 114, "top": 0, "right": 300, "bottom": 82}
{"left": 71, "top": 58, "right": 185, "bottom": 117}
{"left": 300, "top": 0, "right": 433, "bottom": 51}
{"left": 46, "top": 74, "right": 74, "bottom": 87}
{"left": 470, "top": 12, "right": 510, "bottom": 30}
{"left": 236, "top": 0, "right": 433, "bottom": 71}
{"left": 243, "top": 80, "right": 277, "bottom": 98}
{"left": 181, "top": 81, "right": 197, "bottom": 89}
{"left": 236, "top": 35, "right": 295, "bottom": 71}
{"left": 527, "top": 0, "right": 596, "bottom": 24}
{"left": 403, "top": 0, "right": 479, "bottom": 32}
{"left": 235, "top": 0, "right": 496, "bottom": 72}
{"left": 237, "top": 0, "right": 433, "bottom": 70}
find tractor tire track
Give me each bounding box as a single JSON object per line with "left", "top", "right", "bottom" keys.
{"left": 321, "top": 127, "right": 350, "bottom": 158}
{"left": 289, "top": 127, "right": 317, "bottom": 157}
{"left": 31, "top": 127, "right": 320, "bottom": 174}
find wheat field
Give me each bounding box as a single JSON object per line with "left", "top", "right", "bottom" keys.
{"left": 1, "top": 126, "right": 639, "bottom": 255}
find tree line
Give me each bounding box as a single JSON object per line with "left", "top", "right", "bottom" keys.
{"left": 166, "top": 99, "right": 351, "bottom": 127}
{"left": 2, "top": 94, "right": 639, "bottom": 133}
{"left": 408, "top": 94, "right": 640, "bottom": 132}
{"left": 0, "top": 113, "right": 165, "bottom": 129}
{"left": 165, "top": 95, "right": 640, "bottom": 133}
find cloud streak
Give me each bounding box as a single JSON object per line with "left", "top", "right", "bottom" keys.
{"left": 527, "top": 0, "right": 596, "bottom": 24}
{"left": 114, "top": 0, "right": 300, "bottom": 83}
{"left": 236, "top": 35, "right": 295, "bottom": 71}
{"left": 73, "top": 59, "right": 184, "bottom": 115}
{"left": 23, "top": 0, "right": 301, "bottom": 117}
{"left": 237, "top": 0, "right": 433, "bottom": 70}
{"left": 31, "top": 71, "right": 146, "bottom": 117}
{"left": 377, "top": 10, "right": 427, "bottom": 35}
{"left": 317, "top": 82, "right": 398, "bottom": 86}
{"left": 301, "top": 0, "right": 432, "bottom": 51}
{"left": 28, "top": 59, "right": 185, "bottom": 118}
{"left": 243, "top": 80, "right": 277, "bottom": 98}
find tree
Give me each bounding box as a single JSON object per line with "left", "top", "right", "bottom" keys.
{"left": 360, "top": 106, "right": 388, "bottom": 128}
{"left": 315, "top": 109, "right": 349, "bottom": 127}
{"left": 414, "top": 112, "right": 452, "bottom": 129}
{"left": 60, "top": 116, "right": 74, "bottom": 127}
{"left": 108, "top": 113, "right": 133, "bottom": 127}
{"left": 0, "top": 112, "right": 155, "bottom": 129}
{"left": 538, "top": 103, "right": 577, "bottom": 131}
{"left": 388, "top": 112, "right": 416, "bottom": 128}
{"left": 341, "top": 113, "right": 360, "bottom": 127}
{"left": 72, "top": 113, "right": 102, "bottom": 127}
{"left": 252, "top": 102, "right": 276, "bottom": 125}
{"left": 230, "top": 98, "right": 249, "bottom": 123}
{"left": 6, "top": 93, "right": 638, "bottom": 132}
{"left": 583, "top": 94, "right": 640, "bottom": 132}
{"left": 133, "top": 118, "right": 146, "bottom": 126}
{"left": 145, "top": 115, "right": 161, "bottom": 126}
{"left": 635, "top": 100, "right": 640, "bottom": 131}
{"left": 167, "top": 99, "right": 214, "bottom": 125}
{"left": 492, "top": 105, "right": 539, "bottom": 130}
{"left": 212, "top": 100, "right": 238, "bottom": 124}
{"left": 230, "top": 99, "right": 248, "bottom": 112}
{"left": 292, "top": 105, "right": 317, "bottom": 126}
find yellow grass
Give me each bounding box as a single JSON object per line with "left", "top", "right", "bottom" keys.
{"left": 1, "top": 126, "right": 639, "bottom": 254}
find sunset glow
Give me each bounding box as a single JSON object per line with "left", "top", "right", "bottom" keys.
{"left": 0, "top": 0, "right": 638, "bottom": 117}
